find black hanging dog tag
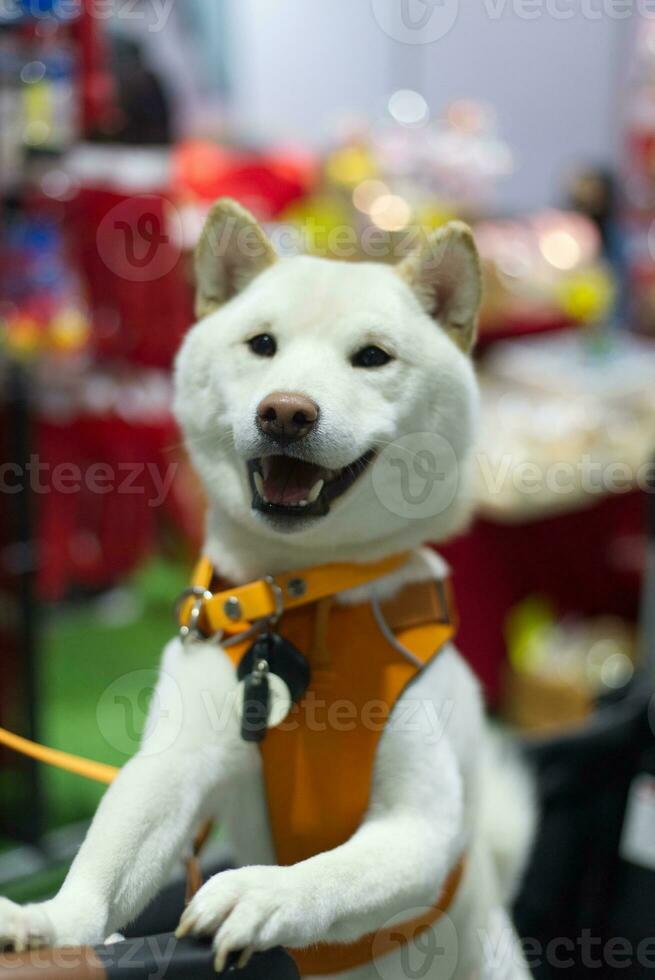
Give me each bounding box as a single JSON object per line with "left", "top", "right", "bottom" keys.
{"left": 238, "top": 631, "right": 311, "bottom": 743}
{"left": 240, "top": 657, "right": 271, "bottom": 743}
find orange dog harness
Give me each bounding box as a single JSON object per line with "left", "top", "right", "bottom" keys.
{"left": 183, "top": 555, "right": 462, "bottom": 976}
{"left": 0, "top": 554, "right": 463, "bottom": 976}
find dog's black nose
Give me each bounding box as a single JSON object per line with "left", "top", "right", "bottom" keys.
{"left": 257, "top": 392, "right": 319, "bottom": 443}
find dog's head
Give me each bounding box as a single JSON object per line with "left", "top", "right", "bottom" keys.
{"left": 174, "top": 199, "right": 481, "bottom": 565}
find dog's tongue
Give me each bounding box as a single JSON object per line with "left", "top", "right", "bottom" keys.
{"left": 262, "top": 456, "right": 324, "bottom": 505}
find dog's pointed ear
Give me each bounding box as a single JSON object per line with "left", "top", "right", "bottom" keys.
{"left": 194, "top": 198, "right": 277, "bottom": 318}
{"left": 397, "top": 221, "right": 482, "bottom": 353}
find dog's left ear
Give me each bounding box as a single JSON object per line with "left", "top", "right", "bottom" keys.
{"left": 397, "top": 221, "right": 482, "bottom": 353}
{"left": 195, "top": 198, "right": 277, "bottom": 319}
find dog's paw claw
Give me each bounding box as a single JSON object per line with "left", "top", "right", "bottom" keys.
{"left": 178, "top": 866, "right": 309, "bottom": 967}
{"left": 0, "top": 899, "right": 56, "bottom": 953}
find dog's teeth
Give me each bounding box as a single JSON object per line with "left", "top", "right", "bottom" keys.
{"left": 254, "top": 472, "right": 264, "bottom": 497}
{"left": 308, "top": 480, "right": 324, "bottom": 503}
{"left": 299, "top": 500, "right": 308, "bottom": 507}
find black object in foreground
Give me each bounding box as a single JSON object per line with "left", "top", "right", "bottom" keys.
{"left": 514, "top": 675, "right": 655, "bottom": 980}
{"left": 0, "top": 936, "right": 300, "bottom": 980}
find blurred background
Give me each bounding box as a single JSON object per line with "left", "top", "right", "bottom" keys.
{"left": 1, "top": 1, "right": 655, "bottom": 976}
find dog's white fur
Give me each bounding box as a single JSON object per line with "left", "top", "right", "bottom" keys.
{"left": 0, "top": 201, "right": 535, "bottom": 979}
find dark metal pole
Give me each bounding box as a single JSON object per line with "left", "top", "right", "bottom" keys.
{"left": 3, "top": 360, "right": 43, "bottom": 843}
{"left": 639, "top": 454, "right": 655, "bottom": 675}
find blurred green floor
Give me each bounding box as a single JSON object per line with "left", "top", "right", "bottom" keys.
{"left": 1, "top": 558, "right": 188, "bottom": 901}
{"left": 40, "top": 558, "right": 187, "bottom": 828}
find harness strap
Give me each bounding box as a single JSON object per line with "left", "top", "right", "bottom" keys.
{"left": 289, "top": 856, "right": 466, "bottom": 976}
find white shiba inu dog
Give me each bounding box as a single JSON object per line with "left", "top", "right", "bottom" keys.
{"left": 0, "top": 200, "right": 535, "bottom": 979}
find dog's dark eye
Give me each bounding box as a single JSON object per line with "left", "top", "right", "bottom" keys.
{"left": 248, "top": 334, "right": 277, "bottom": 357}
{"left": 351, "top": 345, "right": 392, "bottom": 369}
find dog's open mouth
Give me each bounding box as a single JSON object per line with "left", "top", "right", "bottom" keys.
{"left": 248, "top": 450, "right": 375, "bottom": 519}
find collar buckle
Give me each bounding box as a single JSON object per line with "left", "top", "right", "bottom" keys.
{"left": 175, "top": 585, "right": 215, "bottom": 644}
{"left": 264, "top": 575, "right": 285, "bottom": 625}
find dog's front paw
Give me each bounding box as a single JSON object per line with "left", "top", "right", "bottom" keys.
{"left": 176, "top": 866, "right": 316, "bottom": 972}
{"left": 0, "top": 898, "right": 57, "bottom": 952}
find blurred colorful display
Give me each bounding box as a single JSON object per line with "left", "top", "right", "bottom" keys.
{"left": 0, "top": 215, "right": 91, "bottom": 359}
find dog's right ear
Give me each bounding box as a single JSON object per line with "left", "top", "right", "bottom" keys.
{"left": 396, "top": 221, "right": 482, "bottom": 353}
{"left": 194, "top": 198, "right": 277, "bottom": 319}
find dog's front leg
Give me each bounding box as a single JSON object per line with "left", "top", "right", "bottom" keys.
{"left": 179, "top": 723, "right": 464, "bottom": 970}
{"left": 0, "top": 639, "right": 252, "bottom": 950}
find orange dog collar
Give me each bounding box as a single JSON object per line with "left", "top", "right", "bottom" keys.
{"left": 177, "top": 551, "right": 411, "bottom": 638}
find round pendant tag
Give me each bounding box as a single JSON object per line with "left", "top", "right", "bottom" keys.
{"left": 236, "top": 672, "right": 293, "bottom": 731}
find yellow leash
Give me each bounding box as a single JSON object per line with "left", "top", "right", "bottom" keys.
{"left": 0, "top": 726, "right": 118, "bottom": 785}
{"left": 0, "top": 724, "right": 210, "bottom": 902}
